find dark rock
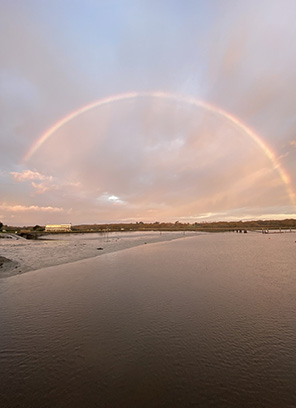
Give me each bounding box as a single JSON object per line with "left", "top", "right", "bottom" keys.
{"left": 0, "top": 256, "right": 12, "bottom": 268}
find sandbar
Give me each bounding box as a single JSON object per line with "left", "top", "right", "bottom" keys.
{"left": 0, "top": 231, "right": 198, "bottom": 278}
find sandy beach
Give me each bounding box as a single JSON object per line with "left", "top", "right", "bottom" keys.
{"left": 0, "top": 231, "right": 198, "bottom": 278}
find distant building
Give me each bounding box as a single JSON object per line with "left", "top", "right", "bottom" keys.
{"left": 45, "top": 224, "right": 72, "bottom": 232}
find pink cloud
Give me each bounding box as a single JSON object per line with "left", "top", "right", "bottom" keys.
{"left": 31, "top": 181, "right": 58, "bottom": 194}
{"left": 0, "top": 203, "right": 64, "bottom": 213}
{"left": 10, "top": 170, "right": 78, "bottom": 195}
{"left": 10, "top": 170, "right": 53, "bottom": 182}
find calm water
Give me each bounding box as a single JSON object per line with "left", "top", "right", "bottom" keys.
{"left": 0, "top": 233, "right": 295, "bottom": 407}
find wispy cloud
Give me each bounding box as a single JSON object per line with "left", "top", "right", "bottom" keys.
{"left": 180, "top": 212, "right": 227, "bottom": 221}
{"left": 10, "top": 169, "right": 59, "bottom": 195}
{"left": 11, "top": 170, "right": 52, "bottom": 182}
{"left": 10, "top": 169, "right": 81, "bottom": 195}
{"left": 0, "top": 203, "right": 64, "bottom": 213}
{"left": 31, "top": 181, "right": 58, "bottom": 194}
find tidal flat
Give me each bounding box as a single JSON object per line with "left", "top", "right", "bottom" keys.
{"left": 0, "top": 231, "right": 197, "bottom": 278}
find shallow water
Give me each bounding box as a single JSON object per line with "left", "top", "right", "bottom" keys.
{"left": 0, "top": 233, "right": 295, "bottom": 407}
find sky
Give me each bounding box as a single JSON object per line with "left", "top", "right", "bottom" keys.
{"left": 1, "top": 0, "right": 296, "bottom": 226}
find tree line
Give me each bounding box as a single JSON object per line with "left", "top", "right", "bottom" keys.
{"left": 1, "top": 219, "right": 295, "bottom": 234}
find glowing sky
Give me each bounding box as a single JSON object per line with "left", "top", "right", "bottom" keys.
{"left": 1, "top": 0, "right": 296, "bottom": 225}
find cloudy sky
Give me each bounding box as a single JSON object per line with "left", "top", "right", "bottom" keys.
{"left": 1, "top": 0, "right": 296, "bottom": 225}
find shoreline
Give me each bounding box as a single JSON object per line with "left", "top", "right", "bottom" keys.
{"left": 0, "top": 231, "right": 198, "bottom": 279}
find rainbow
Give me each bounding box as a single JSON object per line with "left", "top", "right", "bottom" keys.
{"left": 23, "top": 91, "right": 295, "bottom": 205}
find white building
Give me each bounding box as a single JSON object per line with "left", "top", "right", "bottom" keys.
{"left": 45, "top": 224, "right": 72, "bottom": 232}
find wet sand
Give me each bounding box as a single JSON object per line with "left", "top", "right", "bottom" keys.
{"left": 0, "top": 231, "right": 198, "bottom": 278}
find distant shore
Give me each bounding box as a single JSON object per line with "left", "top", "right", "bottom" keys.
{"left": 1, "top": 218, "right": 296, "bottom": 237}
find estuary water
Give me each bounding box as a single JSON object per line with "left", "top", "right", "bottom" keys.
{"left": 0, "top": 232, "right": 295, "bottom": 407}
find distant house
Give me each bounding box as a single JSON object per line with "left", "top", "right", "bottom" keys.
{"left": 45, "top": 224, "right": 72, "bottom": 232}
